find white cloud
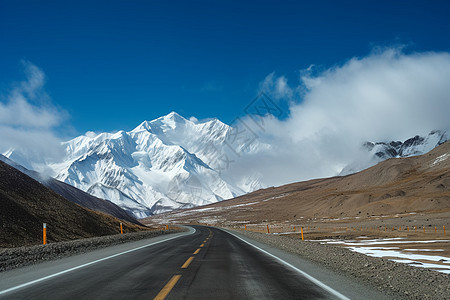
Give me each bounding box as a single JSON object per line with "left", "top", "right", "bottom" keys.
{"left": 189, "top": 116, "right": 199, "bottom": 123}
{"left": 229, "top": 49, "right": 450, "bottom": 187}
{"left": 0, "top": 61, "right": 66, "bottom": 170}
{"left": 259, "top": 72, "right": 295, "bottom": 100}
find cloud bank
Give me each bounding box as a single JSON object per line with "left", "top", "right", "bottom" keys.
{"left": 0, "top": 61, "right": 66, "bottom": 171}
{"left": 229, "top": 49, "right": 450, "bottom": 187}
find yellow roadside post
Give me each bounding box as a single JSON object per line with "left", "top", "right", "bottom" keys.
{"left": 301, "top": 227, "right": 304, "bottom": 241}
{"left": 43, "top": 223, "right": 47, "bottom": 245}
{"left": 120, "top": 222, "right": 123, "bottom": 234}
{"left": 267, "top": 225, "right": 270, "bottom": 234}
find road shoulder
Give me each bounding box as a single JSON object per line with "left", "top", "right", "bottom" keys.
{"left": 223, "top": 228, "right": 449, "bottom": 300}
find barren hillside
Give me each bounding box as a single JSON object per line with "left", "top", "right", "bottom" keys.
{"left": 0, "top": 161, "right": 147, "bottom": 248}
{"left": 145, "top": 141, "right": 450, "bottom": 225}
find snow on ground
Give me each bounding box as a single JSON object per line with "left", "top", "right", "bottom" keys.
{"left": 316, "top": 237, "right": 450, "bottom": 274}
{"left": 431, "top": 153, "right": 449, "bottom": 166}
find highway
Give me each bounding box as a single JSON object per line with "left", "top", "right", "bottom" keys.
{"left": 0, "top": 226, "right": 386, "bottom": 299}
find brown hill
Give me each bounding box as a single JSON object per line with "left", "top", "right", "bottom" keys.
{"left": 144, "top": 141, "right": 450, "bottom": 225}
{"left": 0, "top": 154, "right": 139, "bottom": 225}
{"left": 0, "top": 161, "right": 145, "bottom": 248}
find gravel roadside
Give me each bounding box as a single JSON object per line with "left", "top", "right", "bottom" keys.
{"left": 0, "top": 229, "right": 182, "bottom": 272}
{"left": 234, "top": 229, "right": 450, "bottom": 300}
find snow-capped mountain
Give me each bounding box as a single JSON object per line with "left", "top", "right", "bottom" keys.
{"left": 43, "top": 112, "right": 264, "bottom": 218}
{"left": 340, "top": 130, "right": 448, "bottom": 175}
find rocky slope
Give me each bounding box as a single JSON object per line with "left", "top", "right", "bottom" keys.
{"left": 0, "top": 160, "right": 145, "bottom": 248}
{"left": 0, "top": 154, "right": 138, "bottom": 224}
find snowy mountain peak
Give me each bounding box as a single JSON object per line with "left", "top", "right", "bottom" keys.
{"left": 40, "top": 113, "right": 262, "bottom": 218}
{"left": 150, "top": 111, "right": 186, "bottom": 129}
{"left": 341, "top": 130, "right": 448, "bottom": 175}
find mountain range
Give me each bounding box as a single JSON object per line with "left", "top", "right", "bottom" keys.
{"left": 45, "top": 112, "right": 263, "bottom": 218}
{"left": 3, "top": 112, "right": 447, "bottom": 218}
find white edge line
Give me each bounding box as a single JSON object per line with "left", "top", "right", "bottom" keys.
{"left": 0, "top": 228, "right": 195, "bottom": 296}
{"left": 223, "top": 229, "right": 350, "bottom": 300}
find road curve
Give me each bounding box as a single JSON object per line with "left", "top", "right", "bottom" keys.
{"left": 1, "top": 226, "right": 350, "bottom": 299}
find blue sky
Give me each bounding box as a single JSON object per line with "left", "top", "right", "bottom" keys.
{"left": 1, "top": 0, "right": 450, "bottom": 136}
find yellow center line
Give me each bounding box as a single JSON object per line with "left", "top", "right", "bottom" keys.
{"left": 200, "top": 243, "right": 205, "bottom": 247}
{"left": 193, "top": 248, "right": 201, "bottom": 255}
{"left": 181, "top": 256, "right": 195, "bottom": 269}
{"left": 154, "top": 274, "right": 181, "bottom": 300}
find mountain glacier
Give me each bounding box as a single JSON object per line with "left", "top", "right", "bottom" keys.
{"left": 44, "top": 112, "right": 263, "bottom": 218}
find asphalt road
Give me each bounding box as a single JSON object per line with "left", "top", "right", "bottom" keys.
{"left": 0, "top": 226, "right": 349, "bottom": 299}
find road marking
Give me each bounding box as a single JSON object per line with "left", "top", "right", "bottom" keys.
{"left": 153, "top": 274, "right": 181, "bottom": 300}
{"left": 224, "top": 230, "right": 350, "bottom": 300}
{"left": 200, "top": 243, "right": 205, "bottom": 247}
{"left": 0, "top": 229, "right": 195, "bottom": 296}
{"left": 181, "top": 256, "right": 195, "bottom": 269}
{"left": 193, "top": 248, "right": 201, "bottom": 255}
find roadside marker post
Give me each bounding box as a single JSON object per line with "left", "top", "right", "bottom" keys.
{"left": 267, "top": 225, "right": 270, "bottom": 234}
{"left": 444, "top": 226, "right": 446, "bottom": 235}
{"left": 165, "top": 224, "right": 169, "bottom": 230}
{"left": 244, "top": 224, "right": 247, "bottom": 231}
{"left": 435, "top": 226, "right": 437, "bottom": 233}
{"left": 120, "top": 223, "right": 123, "bottom": 234}
{"left": 301, "top": 227, "right": 304, "bottom": 241}
{"left": 43, "top": 223, "right": 47, "bottom": 245}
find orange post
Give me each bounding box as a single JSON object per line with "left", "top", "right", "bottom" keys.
{"left": 423, "top": 227, "right": 425, "bottom": 233}
{"left": 267, "top": 225, "right": 270, "bottom": 234}
{"left": 407, "top": 226, "right": 409, "bottom": 231}
{"left": 166, "top": 224, "right": 169, "bottom": 230}
{"left": 43, "top": 223, "right": 47, "bottom": 245}
{"left": 120, "top": 222, "right": 123, "bottom": 234}
{"left": 435, "top": 226, "right": 437, "bottom": 233}
{"left": 244, "top": 224, "right": 247, "bottom": 231}
{"left": 414, "top": 226, "right": 417, "bottom": 232}
{"left": 301, "top": 227, "right": 304, "bottom": 240}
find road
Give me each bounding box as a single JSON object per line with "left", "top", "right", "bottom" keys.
{"left": 0, "top": 226, "right": 357, "bottom": 299}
